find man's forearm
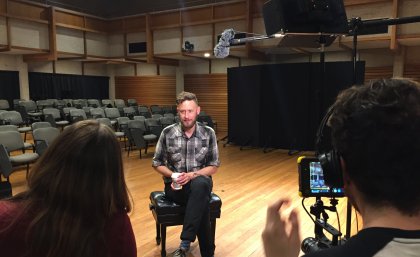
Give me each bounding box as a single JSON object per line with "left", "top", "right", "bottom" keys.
{"left": 154, "top": 165, "right": 218, "bottom": 182}
{"left": 153, "top": 165, "right": 173, "bottom": 178}
{"left": 193, "top": 165, "right": 218, "bottom": 177}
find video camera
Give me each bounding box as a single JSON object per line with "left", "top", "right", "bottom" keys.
{"left": 298, "top": 156, "right": 344, "bottom": 198}
{"left": 297, "top": 156, "right": 346, "bottom": 254}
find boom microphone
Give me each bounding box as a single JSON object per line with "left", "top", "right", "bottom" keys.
{"left": 213, "top": 28, "right": 276, "bottom": 58}
{"left": 214, "top": 28, "right": 235, "bottom": 58}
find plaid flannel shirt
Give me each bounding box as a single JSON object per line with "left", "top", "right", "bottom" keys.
{"left": 152, "top": 122, "right": 220, "bottom": 183}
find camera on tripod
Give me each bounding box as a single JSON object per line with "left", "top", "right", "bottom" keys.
{"left": 297, "top": 156, "right": 346, "bottom": 254}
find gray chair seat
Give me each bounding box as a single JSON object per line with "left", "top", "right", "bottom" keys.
{"left": 28, "top": 112, "right": 43, "bottom": 117}
{"left": 9, "top": 153, "right": 39, "bottom": 164}
{"left": 56, "top": 120, "right": 69, "bottom": 126}
{"left": 144, "top": 134, "right": 157, "bottom": 141}
{"left": 115, "top": 131, "right": 124, "bottom": 137}
{"left": 23, "top": 142, "right": 33, "bottom": 150}
{"left": 17, "top": 127, "right": 31, "bottom": 133}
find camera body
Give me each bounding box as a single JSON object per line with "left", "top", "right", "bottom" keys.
{"left": 298, "top": 156, "right": 345, "bottom": 198}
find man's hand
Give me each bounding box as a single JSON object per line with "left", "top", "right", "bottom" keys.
{"left": 176, "top": 172, "right": 195, "bottom": 186}
{"left": 262, "top": 198, "right": 301, "bottom": 257}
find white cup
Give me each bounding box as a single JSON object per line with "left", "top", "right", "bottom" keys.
{"left": 171, "top": 173, "right": 182, "bottom": 190}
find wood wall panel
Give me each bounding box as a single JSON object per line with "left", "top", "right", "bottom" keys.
{"left": 55, "top": 11, "right": 84, "bottom": 28}
{"left": 85, "top": 17, "right": 107, "bottom": 32}
{"left": 184, "top": 74, "right": 228, "bottom": 135}
{"left": 181, "top": 7, "right": 212, "bottom": 24}
{"left": 150, "top": 11, "right": 180, "bottom": 28}
{"left": 8, "top": 1, "right": 48, "bottom": 21}
{"left": 252, "top": 0, "right": 266, "bottom": 16}
{"left": 107, "top": 19, "right": 124, "bottom": 33}
{"left": 344, "top": 0, "right": 390, "bottom": 6}
{"left": 123, "top": 16, "right": 146, "bottom": 32}
{"left": 213, "top": 2, "right": 246, "bottom": 20}
{"left": 0, "top": 0, "right": 6, "bottom": 14}
{"left": 404, "top": 64, "right": 420, "bottom": 82}
{"left": 364, "top": 66, "right": 393, "bottom": 82}
{"left": 115, "top": 76, "right": 176, "bottom": 107}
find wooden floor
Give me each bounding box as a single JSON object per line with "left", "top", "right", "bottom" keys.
{"left": 8, "top": 140, "right": 362, "bottom": 257}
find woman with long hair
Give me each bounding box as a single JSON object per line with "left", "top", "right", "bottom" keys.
{"left": 0, "top": 120, "right": 136, "bottom": 257}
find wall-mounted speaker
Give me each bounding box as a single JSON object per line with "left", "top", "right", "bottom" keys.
{"left": 128, "top": 42, "right": 147, "bottom": 53}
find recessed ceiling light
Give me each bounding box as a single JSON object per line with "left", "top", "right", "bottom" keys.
{"left": 204, "top": 53, "right": 211, "bottom": 58}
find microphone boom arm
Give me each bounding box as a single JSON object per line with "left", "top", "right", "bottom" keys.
{"left": 230, "top": 35, "right": 276, "bottom": 45}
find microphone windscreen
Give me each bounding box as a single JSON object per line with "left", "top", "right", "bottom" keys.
{"left": 213, "top": 43, "right": 230, "bottom": 58}
{"left": 220, "top": 28, "right": 235, "bottom": 46}
{"left": 214, "top": 28, "right": 235, "bottom": 58}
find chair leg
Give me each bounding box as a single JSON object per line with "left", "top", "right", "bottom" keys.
{"left": 156, "top": 222, "right": 161, "bottom": 245}
{"left": 211, "top": 219, "right": 217, "bottom": 248}
{"left": 161, "top": 224, "right": 167, "bottom": 257}
{"left": 26, "top": 164, "right": 29, "bottom": 179}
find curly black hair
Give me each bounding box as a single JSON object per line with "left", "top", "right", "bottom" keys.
{"left": 329, "top": 78, "right": 420, "bottom": 215}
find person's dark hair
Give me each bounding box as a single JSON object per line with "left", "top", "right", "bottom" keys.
{"left": 3, "top": 120, "right": 132, "bottom": 257}
{"left": 176, "top": 91, "right": 198, "bottom": 105}
{"left": 329, "top": 78, "right": 420, "bottom": 215}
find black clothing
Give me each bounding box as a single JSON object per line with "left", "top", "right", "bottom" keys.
{"left": 165, "top": 176, "right": 214, "bottom": 257}
{"left": 304, "top": 227, "right": 420, "bottom": 257}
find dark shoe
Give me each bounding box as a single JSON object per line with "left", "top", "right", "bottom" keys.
{"left": 172, "top": 248, "right": 187, "bottom": 257}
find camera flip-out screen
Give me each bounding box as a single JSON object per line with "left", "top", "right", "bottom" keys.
{"left": 298, "top": 156, "right": 345, "bottom": 197}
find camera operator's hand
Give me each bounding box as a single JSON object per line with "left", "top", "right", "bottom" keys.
{"left": 262, "top": 198, "right": 301, "bottom": 257}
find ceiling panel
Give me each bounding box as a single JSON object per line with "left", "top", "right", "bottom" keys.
{"left": 29, "top": 0, "right": 232, "bottom": 18}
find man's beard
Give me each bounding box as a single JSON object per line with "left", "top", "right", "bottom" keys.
{"left": 181, "top": 117, "right": 197, "bottom": 130}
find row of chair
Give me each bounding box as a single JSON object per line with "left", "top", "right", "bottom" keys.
{"left": 1, "top": 99, "right": 179, "bottom": 122}
{"left": 0, "top": 98, "right": 177, "bottom": 115}
{"left": 0, "top": 99, "right": 136, "bottom": 110}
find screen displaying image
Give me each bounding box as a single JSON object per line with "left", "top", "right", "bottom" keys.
{"left": 309, "top": 161, "right": 344, "bottom": 195}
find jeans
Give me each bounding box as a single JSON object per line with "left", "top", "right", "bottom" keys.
{"left": 164, "top": 175, "right": 214, "bottom": 257}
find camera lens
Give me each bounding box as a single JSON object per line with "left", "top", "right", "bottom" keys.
{"left": 301, "top": 237, "right": 330, "bottom": 254}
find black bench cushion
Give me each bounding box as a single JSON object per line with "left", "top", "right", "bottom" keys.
{"left": 150, "top": 191, "right": 222, "bottom": 216}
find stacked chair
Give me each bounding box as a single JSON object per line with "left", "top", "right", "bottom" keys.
{"left": 0, "top": 100, "right": 10, "bottom": 111}
{"left": 126, "top": 119, "right": 157, "bottom": 158}
{"left": 42, "top": 108, "right": 70, "bottom": 129}
{"left": 0, "top": 131, "right": 39, "bottom": 178}
{"left": 32, "top": 127, "right": 60, "bottom": 155}
{"left": 0, "top": 111, "right": 32, "bottom": 141}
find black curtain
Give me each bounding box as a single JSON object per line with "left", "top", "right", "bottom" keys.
{"left": 227, "top": 66, "right": 262, "bottom": 147}
{"left": 0, "top": 70, "right": 20, "bottom": 108}
{"left": 29, "top": 72, "right": 109, "bottom": 100}
{"left": 227, "top": 61, "right": 365, "bottom": 151}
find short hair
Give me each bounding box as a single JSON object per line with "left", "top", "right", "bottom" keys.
{"left": 176, "top": 91, "right": 198, "bottom": 105}
{"left": 329, "top": 78, "right": 420, "bottom": 215}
